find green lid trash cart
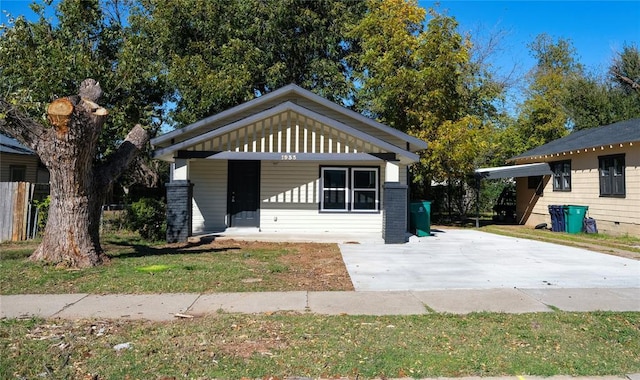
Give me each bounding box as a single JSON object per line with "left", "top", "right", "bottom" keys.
{"left": 410, "top": 201, "right": 431, "bottom": 237}
{"left": 564, "top": 205, "right": 589, "bottom": 234}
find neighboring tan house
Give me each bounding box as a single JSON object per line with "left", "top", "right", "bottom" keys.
{"left": 0, "top": 133, "right": 49, "bottom": 183}
{"left": 152, "top": 84, "right": 427, "bottom": 243}
{"left": 480, "top": 118, "right": 639, "bottom": 236}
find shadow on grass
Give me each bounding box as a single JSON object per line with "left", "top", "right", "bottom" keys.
{"left": 105, "top": 235, "right": 241, "bottom": 259}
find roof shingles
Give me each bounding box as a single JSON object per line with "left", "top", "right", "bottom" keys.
{"left": 510, "top": 118, "right": 640, "bottom": 162}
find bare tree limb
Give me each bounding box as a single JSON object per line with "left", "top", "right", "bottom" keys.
{"left": 0, "top": 98, "right": 47, "bottom": 150}
{"left": 96, "top": 124, "right": 150, "bottom": 188}
{"left": 611, "top": 70, "right": 640, "bottom": 92}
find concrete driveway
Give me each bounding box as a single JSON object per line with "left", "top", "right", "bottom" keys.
{"left": 339, "top": 229, "right": 640, "bottom": 291}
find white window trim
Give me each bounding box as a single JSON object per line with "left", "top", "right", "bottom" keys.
{"left": 351, "top": 168, "right": 379, "bottom": 212}
{"left": 320, "top": 166, "right": 379, "bottom": 213}
{"left": 320, "top": 167, "right": 349, "bottom": 212}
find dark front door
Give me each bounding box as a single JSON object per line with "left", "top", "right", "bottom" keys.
{"left": 228, "top": 160, "right": 260, "bottom": 227}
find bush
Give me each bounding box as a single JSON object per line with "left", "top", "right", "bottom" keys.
{"left": 32, "top": 196, "right": 51, "bottom": 233}
{"left": 126, "top": 197, "right": 166, "bottom": 241}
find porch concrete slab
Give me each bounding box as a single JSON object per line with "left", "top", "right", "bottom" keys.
{"left": 520, "top": 288, "right": 640, "bottom": 312}
{"left": 53, "top": 294, "right": 199, "bottom": 321}
{"left": 308, "top": 291, "right": 428, "bottom": 315}
{"left": 0, "top": 294, "right": 88, "bottom": 319}
{"left": 411, "top": 288, "right": 552, "bottom": 314}
{"left": 189, "top": 291, "right": 308, "bottom": 314}
{"left": 340, "top": 229, "right": 640, "bottom": 291}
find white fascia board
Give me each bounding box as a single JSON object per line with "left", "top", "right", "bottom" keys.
{"left": 152, "top": 101, "right": 420, "bottom": 162}
{"left": 151, "top": 84, "right": 299, "bottom": 147}
{"left": 294, "top": 89, "right": 427, "bottom": 151}
{"left": 151, "top": 84, "right": 427, "bottom": 152}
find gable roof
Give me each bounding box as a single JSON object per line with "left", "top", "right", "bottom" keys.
{"left": 0, "top": 133, "right": 34, "bottom": 155}
{"left": 151, "top": 84, "right": 427, "bottom": 160}
{"left": 510, "top": 118, "right": 640, "bottom": 162}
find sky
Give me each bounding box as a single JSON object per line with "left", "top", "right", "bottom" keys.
{"left": 1, "top": 0, "right": 639, "bottom": 107}
{"left": 420, "top": 1, "right": 640, "bottom": 78}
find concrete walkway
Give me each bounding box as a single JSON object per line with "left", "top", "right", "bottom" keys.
{"left": 1, "top": 287, "right": 639, "bottom": 321}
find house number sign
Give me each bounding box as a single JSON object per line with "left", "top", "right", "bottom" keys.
{"left": 281, "top": 154, "right": 297, "bottom": 160}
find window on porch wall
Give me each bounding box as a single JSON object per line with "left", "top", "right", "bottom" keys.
{"left": 320, "top": 167, "right": 379, "bottom": 212}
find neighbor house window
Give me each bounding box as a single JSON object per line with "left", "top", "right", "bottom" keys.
{"left": 599, "top": 154, "right": 625, "bottom": 197}
{"left": 9, "top": 165, "right": 26, "bottom": 182}
{"left": 551, "top": 160, "right": 571, "bottom": 191}
{"left": 320, "top": 167, "right": 379, "bottom": 212}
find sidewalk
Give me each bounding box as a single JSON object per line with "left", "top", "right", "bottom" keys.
{"left": 2, "top": 287, "right": 638, "bottom": 321}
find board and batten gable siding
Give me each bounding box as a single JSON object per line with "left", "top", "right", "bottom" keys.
{"left": 190, "top": 159, "right": 228, "bottom": 234}
{"left": 294, "top": 97, "right": 409, "bottom": 149}
{"left": 182, "top": 110, "right": 388, "bottom": 157}
{"left": 516, "top": 144, "right": 639, "bottom": 235}
{"left": 0, "top": 154, "right": 39, "bottom": 183}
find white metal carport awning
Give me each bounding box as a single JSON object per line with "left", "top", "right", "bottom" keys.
{"left": 475, "top": 163, "right": 552, "bottom": 180}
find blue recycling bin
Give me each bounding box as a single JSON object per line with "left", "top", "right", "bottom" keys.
{"left": 548, "top": 205, "right": 566, "bottom": 232}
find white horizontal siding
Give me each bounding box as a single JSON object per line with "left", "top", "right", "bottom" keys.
{"left": 188, "top": 159, "right": 406, "bottom": 235}
{"left": 260, "top": 160, "right": 384, "bottom": 233}
{"left": 190, "top": 160, "right": 228, "bottom": 234}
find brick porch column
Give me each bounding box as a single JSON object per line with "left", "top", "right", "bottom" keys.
{"left": 165, "top": 180, "right": 193, "bottom": 243}
{"left": 382, "top": 182, "right": 408, "bottom": 244}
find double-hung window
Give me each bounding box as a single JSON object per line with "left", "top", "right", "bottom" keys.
{"left": 320, "top": 167, "right": 379, "bottom": 212}
{"left": 551, "top": 160, "right": 571, "bottom": 191}
{"left": 599, "top": 154, "right": 625, "bottom": 197}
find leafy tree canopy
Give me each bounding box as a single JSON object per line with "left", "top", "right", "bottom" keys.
{"left": 131, "top": 0, "right": 366, "bottom": 126}
{"left": 0, "top": 0, "right": 166, "bottom": 159}
{"left": 349, "top": 0, "right": 504, "bottom": 187}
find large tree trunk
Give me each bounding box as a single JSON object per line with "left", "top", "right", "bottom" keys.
{"left": 1, "top": 79, "right": 149, "bottom": 268}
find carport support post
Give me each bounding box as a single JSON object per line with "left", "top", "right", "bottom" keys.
{"left": 166, "top": 180, "right": 194, "bottom": 243}
{"left": 383, "top": 182, "right": 408, "bottom": 244}
{"left": 475, "top": 173, "right": 480, "bottom": 228}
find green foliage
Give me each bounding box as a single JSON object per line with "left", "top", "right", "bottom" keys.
{"left": 515, "top": 34, "right": 580, "bottom": 151}
{"left": 610, "top": 44, "right": 640, "bottom": 94}
{"left": 0, "top": 0, "right": 166, "bottom": 159}
{"left": 349, "top": 0, "right": 505, "bottom": 212}
{"left": 31, "top": 196, "right": 51, "bottom": 232}
{"left": 563, "top": 44, "right": 640, "bottom": 131}
{"left": 131, "top": 0, "right": 365, "bottom": 125}
{"left": 126, "top": 197, "right": 166, "bottom": 241}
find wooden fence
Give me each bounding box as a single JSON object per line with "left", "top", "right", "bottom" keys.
{"left": 0, "top": 182, "right": 48, "bottom": 242}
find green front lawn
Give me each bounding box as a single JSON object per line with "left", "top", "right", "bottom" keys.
{"left": 0, "top": 233, "right": 352, "bottom": 294}
{"left": 2, "top": 312, "right": 639, "bottom": 379}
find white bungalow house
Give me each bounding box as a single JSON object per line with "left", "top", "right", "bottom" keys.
{"left": 151, "top": 84, "right": 427, "bottom": 243}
